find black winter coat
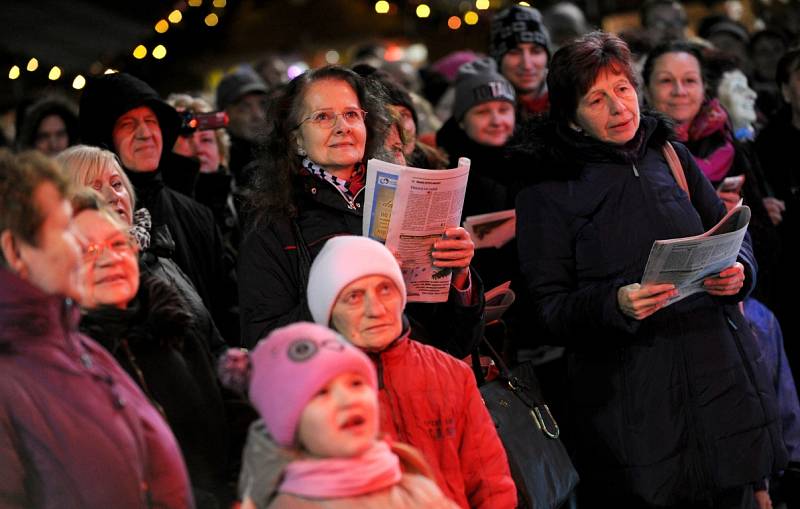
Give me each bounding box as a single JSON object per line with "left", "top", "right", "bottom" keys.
{"left": 80, "top": 273, "right": 231, "bottom": 508}
{"left": 515, "top": 115, "right": 787, "bottom": 505}
{"left": 436, "top": 118, "right": 542, "bottom": 349}
{"left": 126, "top": 169, "right": 239, "bottom": 345}
{"left": 238, "top": 171, "right": 485, "bottom": 357}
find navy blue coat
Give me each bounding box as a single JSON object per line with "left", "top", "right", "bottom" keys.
{"left": 515, "top": 115, "right": 786, "bottom": 505}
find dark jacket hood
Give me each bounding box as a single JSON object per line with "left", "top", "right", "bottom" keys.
{"left": 79, "top": 72, "right": 181, "bottom": 153}
{"left": 17, "top": 96, "right": 80, "bottom": 151}
{"left": 507, "top": 111, "right": 675, "bottom": 182}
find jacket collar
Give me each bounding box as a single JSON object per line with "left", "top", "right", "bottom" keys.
{"left": 0, "top": 269, "right": 81, "bottom": 350}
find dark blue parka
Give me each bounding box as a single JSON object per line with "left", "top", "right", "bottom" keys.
{"left": 515, "top": 115, "right": 787, "bottom": 505}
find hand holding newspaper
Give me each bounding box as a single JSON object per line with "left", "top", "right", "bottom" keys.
{"left": 640, "top": 203, "right": 751, "bottom": 307}
{"left": 363, "top": 157, "right": 470, "bottom": 303}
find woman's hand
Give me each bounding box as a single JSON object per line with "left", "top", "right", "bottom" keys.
{"left": 762, "top": 197, "right": 785, "bottom": 225}
{"left": 617, "top": 283, "right": 677, "bottom": 320}
{"left": 432, "top": 227, "right": 474, "bottom": 290}
{"left": 717, "top": 190, "right": 741, "bottom": 212}
{"left": 703, "top": 262, "right": 745, "bottom": 296}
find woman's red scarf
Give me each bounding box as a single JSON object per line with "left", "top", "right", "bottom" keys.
{"left": 674, "top": 98, "right": 735, "bottom": 182}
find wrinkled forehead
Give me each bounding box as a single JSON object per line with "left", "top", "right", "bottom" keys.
{"left": 117, "top": 105, "right": 159, "bottom": 124}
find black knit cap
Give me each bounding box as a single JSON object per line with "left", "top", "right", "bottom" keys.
{"left": 489, "top": 5, "right": 551, "bottom": 63}
{"left": 79, "top": 72, "right": 181, "bottom": 154}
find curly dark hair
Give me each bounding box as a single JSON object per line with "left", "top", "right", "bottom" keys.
{"left": 547, "top": 31, "right": 639, "bottom": 127}
{"left": 245, "top": 65, "right": 389, "bottom": 228}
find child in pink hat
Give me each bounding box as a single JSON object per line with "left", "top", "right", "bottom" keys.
{"left": 243, "top": 322, "right": 458, "bottom": 509}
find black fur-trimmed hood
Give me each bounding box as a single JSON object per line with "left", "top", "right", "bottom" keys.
{"left": 506, "top": 111, "right": 676, "bottom": 183}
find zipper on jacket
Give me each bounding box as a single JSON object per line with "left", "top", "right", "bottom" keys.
{"left": 323, "top": 178, "right": 363, "bottom": 211}
{"left": 632, "top": 163, "right": 639, "bottom": 177}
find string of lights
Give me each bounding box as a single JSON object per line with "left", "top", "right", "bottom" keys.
{"left": 6, "top": 0, "right": 226, "bottom": 90}
{"left": 372, "top": 0, "right": 532, "bottom": 29}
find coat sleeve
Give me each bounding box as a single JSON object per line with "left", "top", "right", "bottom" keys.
{"left": 457, "top": 368, "right": 517, "bottom": 509}
{"left": 238, "top": 225, "right": 313, "bottom": 348}
{"left": 516, "top": 185, "right": 640, "bottom": 344}
{"left": 678, "top": 142, "right": 758, "bottom": 301}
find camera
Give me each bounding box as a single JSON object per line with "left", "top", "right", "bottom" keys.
{"left": 178, "top": 111, "right": 229, "bottom": 136}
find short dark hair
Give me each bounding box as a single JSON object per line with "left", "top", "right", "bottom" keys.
{"left": 0, "top": 150, "right": 71, "bottom": 265}
{"left": 547, "top": 31, "right": 638, "bottom": 126}
{"left": 776, "top": 48, "right": 800, "bottom": 87}
{"left": 642, "top": 40, "right": 707, "bottom": 90}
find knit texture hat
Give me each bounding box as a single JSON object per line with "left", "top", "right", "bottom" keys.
{"left": 249, "top": 322, "right": 378, "bottom": 446}
{"left": 489, "top": 5, "right": 551, "bottom": 63}
{"left": 79, "top": 72, "right": 181, "bottom": 154}
{"left": 216, "top": 67, "right": 268, "bottom": 111}
{"left": 307, "top": 236, "right": 407, "bottom": 326}
{"left": 452, "top": 57, "right": 516, "bottom": 121}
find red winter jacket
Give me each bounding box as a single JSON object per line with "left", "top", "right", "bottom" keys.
{"left": 369, "top": 330, "right": 516, "bottom": 509}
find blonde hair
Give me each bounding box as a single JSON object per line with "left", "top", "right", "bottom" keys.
{"left": 166, "top": 93, "right": 231, "bottom": 167}
{"left": 56, "top": 145, "right": 136, "bottom": 209}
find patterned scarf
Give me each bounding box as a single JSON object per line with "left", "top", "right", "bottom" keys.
{"left": 675, "top": 99, "right": 735, "bottom": 183}
{"left": 130, "top": 208, "right": 151, "bottom": 251}
{"left": 302, "top": 158, "right": 366, "bottom": 199}
{"left": 279, "top": 440, "right": 402, "bottom": 499}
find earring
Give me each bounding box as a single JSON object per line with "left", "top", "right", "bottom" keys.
{"left": 297, "top": 146, "right": 307, "bottom": 156}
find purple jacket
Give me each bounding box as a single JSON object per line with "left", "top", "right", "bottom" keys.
{"left": 0, "top": 269, "right": 193, "bottom": 509}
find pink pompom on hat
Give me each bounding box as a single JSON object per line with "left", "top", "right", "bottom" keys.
{"left": 248, "top": 322, "right": 378, "bottom": 446}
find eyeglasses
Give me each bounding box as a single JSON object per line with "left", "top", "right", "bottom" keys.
{"left": 295, "top": 109, "right": 367, "bottom": 129}
{"left": 82, "top": 236, "right": 136, "bottom": 263}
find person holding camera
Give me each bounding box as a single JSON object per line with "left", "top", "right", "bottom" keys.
{"left": 79, "top": 72, "right": 239, "bottom": 345}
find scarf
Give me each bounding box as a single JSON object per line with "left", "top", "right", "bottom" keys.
{"left": 279, "top": 439, "right": 402, "bottom": 499}
{"left": 130, "top": 208, "right": 151, "bottom": 251}
{"left": 302, "top": 158, "right": 365, "bottom": 199}
{"left": 675, "top": 99, "right": 735, "bottom": 183}
{"left": 519, "top": 90, "right": 550, "bottom": 115}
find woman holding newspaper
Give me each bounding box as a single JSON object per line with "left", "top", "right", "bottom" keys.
{"left": 515, "top": 32, "right": 786, "bottom": 507}
{"left": 237, "top": 65, "right": 482, "bottom": 357}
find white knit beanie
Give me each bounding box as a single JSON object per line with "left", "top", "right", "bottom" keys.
{"left": 307, "top": 236, "right": 407, "bottom": 325}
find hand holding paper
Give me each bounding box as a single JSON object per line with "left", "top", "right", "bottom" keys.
{"left": 432, "top": 227, "right": 474, "bottom": 289}
{"left": 703, "top": 262, "right": 745, "bottom": 296}
{"left": 617, "top": 282, "right": 677, "bottom": 320}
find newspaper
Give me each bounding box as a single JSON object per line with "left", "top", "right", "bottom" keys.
{"left": 641, "top": 203, "right": 751, "bottom": 305}
{"left": 464, "top": 209, "right": 516, "bottom": 249}
{"left": 363, "top": 157, "right": 471, "bottom": 303}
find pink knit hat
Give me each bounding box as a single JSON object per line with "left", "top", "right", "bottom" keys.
{"left": 248, "top": 322, "right": 378, "bottom": 446}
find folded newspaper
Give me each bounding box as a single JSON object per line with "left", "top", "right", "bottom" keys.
{"left": 641, "top": 203, "right": 751, "bottom": 306}
{"left": 463, "top": 209, "right": 516, "bottom": 249}
{"left": 363, "top": 157, "right": 471, "bottom": 303}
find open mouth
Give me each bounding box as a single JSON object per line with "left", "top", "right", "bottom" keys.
{"left": 340, "top": 414, "right": 366, "bottom": 430}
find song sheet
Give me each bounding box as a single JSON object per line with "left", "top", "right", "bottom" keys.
{"left": 363, "top": 157, "right": 470, "bottom": 302}
{"left": 641, "top": 204, "right": 751, "bottom": 306}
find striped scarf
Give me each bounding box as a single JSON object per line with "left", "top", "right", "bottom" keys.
{"left": 302, "top": 158, "right": 365, "bottom": 198}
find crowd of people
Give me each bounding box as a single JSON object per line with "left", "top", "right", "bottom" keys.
{"left": 3, "top": 1, "right": 800, "bottom": 508}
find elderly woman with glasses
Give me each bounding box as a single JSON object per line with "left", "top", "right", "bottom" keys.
{"left": 71, "top": 191, "right": 233, "bottom": 508}
{"left": 238, "top": 65, "right": 483, "bottom": 356}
